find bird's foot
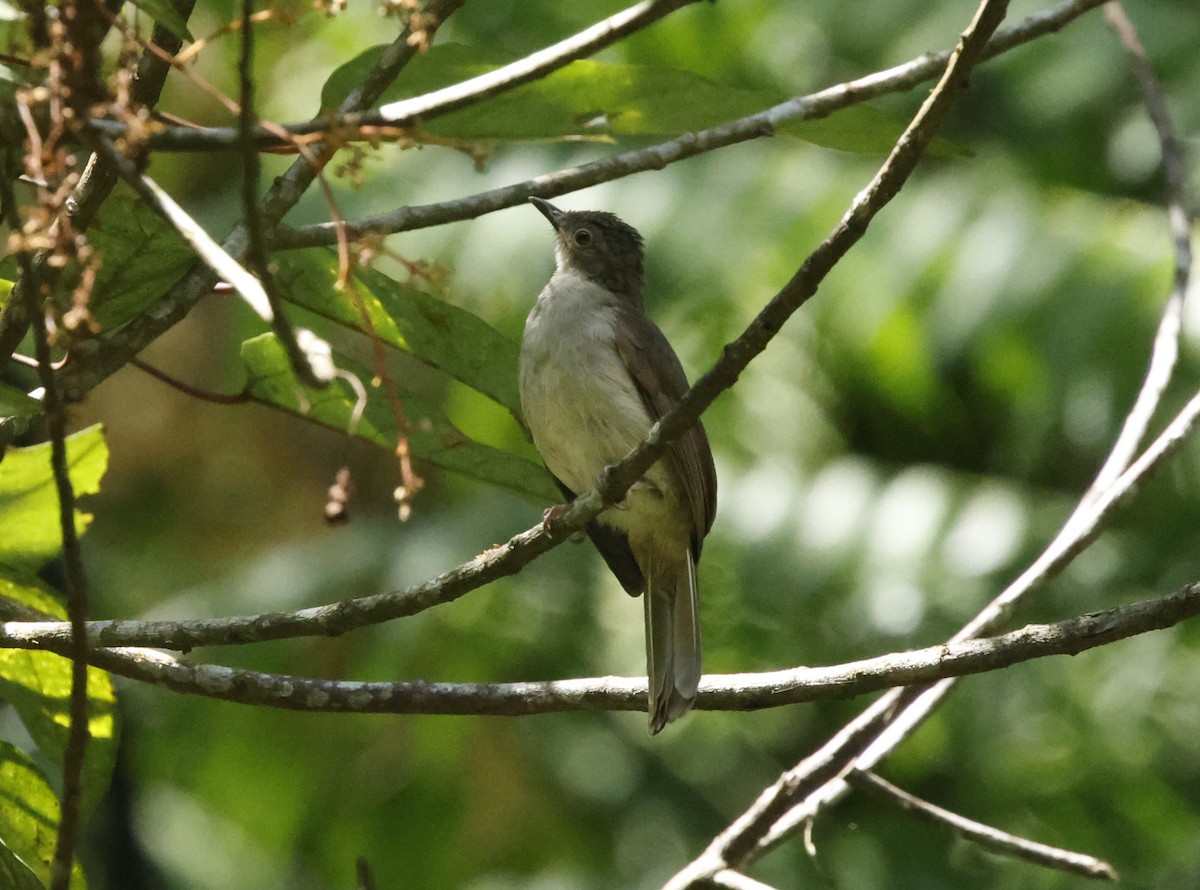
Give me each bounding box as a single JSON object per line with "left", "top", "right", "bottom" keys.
{"left": 540, "top": 504, "right": 585, "bottom": 542}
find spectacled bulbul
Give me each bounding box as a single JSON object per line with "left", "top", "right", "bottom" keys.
{"left": 519, "top": 197, "right": 718, "bottom": 733}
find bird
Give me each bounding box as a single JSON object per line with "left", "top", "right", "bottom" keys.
{"left": 519, "top": 196, "right": 717, "bottom": 733}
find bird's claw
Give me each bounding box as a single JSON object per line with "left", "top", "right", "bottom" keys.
{"left": 541, "top": 504, "right": 585, "bottom": 542}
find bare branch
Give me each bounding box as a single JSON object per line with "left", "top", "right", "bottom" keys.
{"left": 1083, "top": 2, "right": 1194, "bottom": 500}
{"left": 850, "top": 771, "right": 1118, "bottom": 881}
{"left": 274, "top": 0, "right": 1110, "bottom": 250}
{"left": 752, "top": 385, "right": 1200, "bottom": 858}
{"left": 1, "top": 153, "right": 93, "bottom": 890}
{"left": 236, "top": 0, "right": 330, "bottom": 389}
{"left": 6, "top": 579, "right": 1197, "bottom": 716}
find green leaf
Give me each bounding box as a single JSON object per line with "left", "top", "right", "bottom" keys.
{"left": 126, "top": 0, "right": 193, "bottom": 42}
{"left": 0, "top": 62, "right": 31, "bottom": 102}
{"left": 273, "top": 250, "right": 523, "bottom": 416}
{"left": 0, "top": 382, "right": 39, "bottom": 420}
{"left": 321, "top": 43, "right": 509, "bottom": 112}
{"left": 86, "top": 195, "right": 195, "bottom": 332}
{"left": 324, "top": 44, "right": 966, "bottom": 154}
{"left": 0, "top": 425, "right": 108, "bottom": 569}
{"left": 242, "top": 334, "right": 557, "bottom": 504}
{"left": 0, "top": 740, "right": 87, "bottom": 888}
{"left": 778, "top": 103, "right": 970, "bottom": 157}
{"left": 324, "top": 44, "right": 779, "bottom": 141}
{"left": 0, "top": 840, "right": 44, "bottom": 890}
{"left": 0, "top": 571, "right": 119, "bottom": 819}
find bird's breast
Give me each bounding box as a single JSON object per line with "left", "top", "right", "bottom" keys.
{"left": 519, "top": 273, "right": 653, "bottom": 497}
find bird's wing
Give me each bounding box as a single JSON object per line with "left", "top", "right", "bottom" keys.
{"left": 552, "top": 477, "right": 645, "bottom": 597}
{"left": 613, "top": 306, "right": 718, "bottom": 557}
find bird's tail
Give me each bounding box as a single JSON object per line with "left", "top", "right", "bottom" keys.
{"left": 644, "top": 551, "right": 702, "bottom": 734}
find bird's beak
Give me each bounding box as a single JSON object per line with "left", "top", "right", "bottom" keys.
{"left": 529, "top": 196, "right": 565, "bottom": 230}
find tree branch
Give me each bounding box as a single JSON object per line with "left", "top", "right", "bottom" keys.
{"left": 1083, "top": 1, "right": 1194, "bottom": 502}
{"left": 2, "top": 148, "right": 93, "bottom": 890}
{"left": 237, "top": 0, "right": 329, "bottom": 389}
{"left": 655, "top": 1, "right": 1021, "bottom": 883}
{"left": 849, "top": 771, "right": 1118, "bottom": 881}
{"left": 6, "top": 579, "right": 1196, "bottom": 716}
{"left": 273, "top": 0, "right": 1109, "bottom": 250}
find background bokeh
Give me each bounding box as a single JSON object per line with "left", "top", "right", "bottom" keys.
{"left": 22, "top": 0, "right": 1200, "bottom": 887}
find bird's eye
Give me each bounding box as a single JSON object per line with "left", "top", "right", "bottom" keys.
{"left": 573, "top": 228, "right": 592, "bottom": 247}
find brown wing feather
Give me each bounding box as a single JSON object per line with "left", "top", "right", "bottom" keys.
{"left": 612, "top": 306, "right": 717, "bottom": 557}
{"left": 552, "top": 477, "right": 645, "bottom": 596}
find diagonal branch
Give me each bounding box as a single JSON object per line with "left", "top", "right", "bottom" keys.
{"left": 274, "top": 0, "right": 1109, "bottom": 250}
{"left": 656, "top": 1, "right": 1027, "bottom": 883}
{"left": 850, "top": 771, "right": 1118, "bottom": 881}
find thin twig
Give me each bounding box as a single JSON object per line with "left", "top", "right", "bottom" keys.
{"left": 236, "top": 0, "right": 329, "bottom": 388}
{"left": 1, "top": 153, "right": 93, "bottom": 890}
{"left": 850, "top": 771, "right": 1118, "bottom": 881}
{"left": 131, "top": 358, "right": 252, "bottom": 404}
{"left": 656, "top": 2, "right": 1016, "bottom": 883}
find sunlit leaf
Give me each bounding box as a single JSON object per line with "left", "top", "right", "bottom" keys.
{"left": 0, "top": 740, "right": 87, "bottom": 888}
{"left": 0, "top": 425, "right": 108, "bottom": 569}
{"left": 241, "top": 334, "right": 557, "bottom": 504}
{"left": 0, "top": 841, "right": 44, "bottom": 890}
{"left": 274, "top": 250, "right": 522, "bottom": 416}
{"left": 0, "top": 572, "right": 119, "bottom": 819}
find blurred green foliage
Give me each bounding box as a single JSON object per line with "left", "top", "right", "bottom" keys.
{"left": 2, "top": 0, "right": 1200, "bottom": 888}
